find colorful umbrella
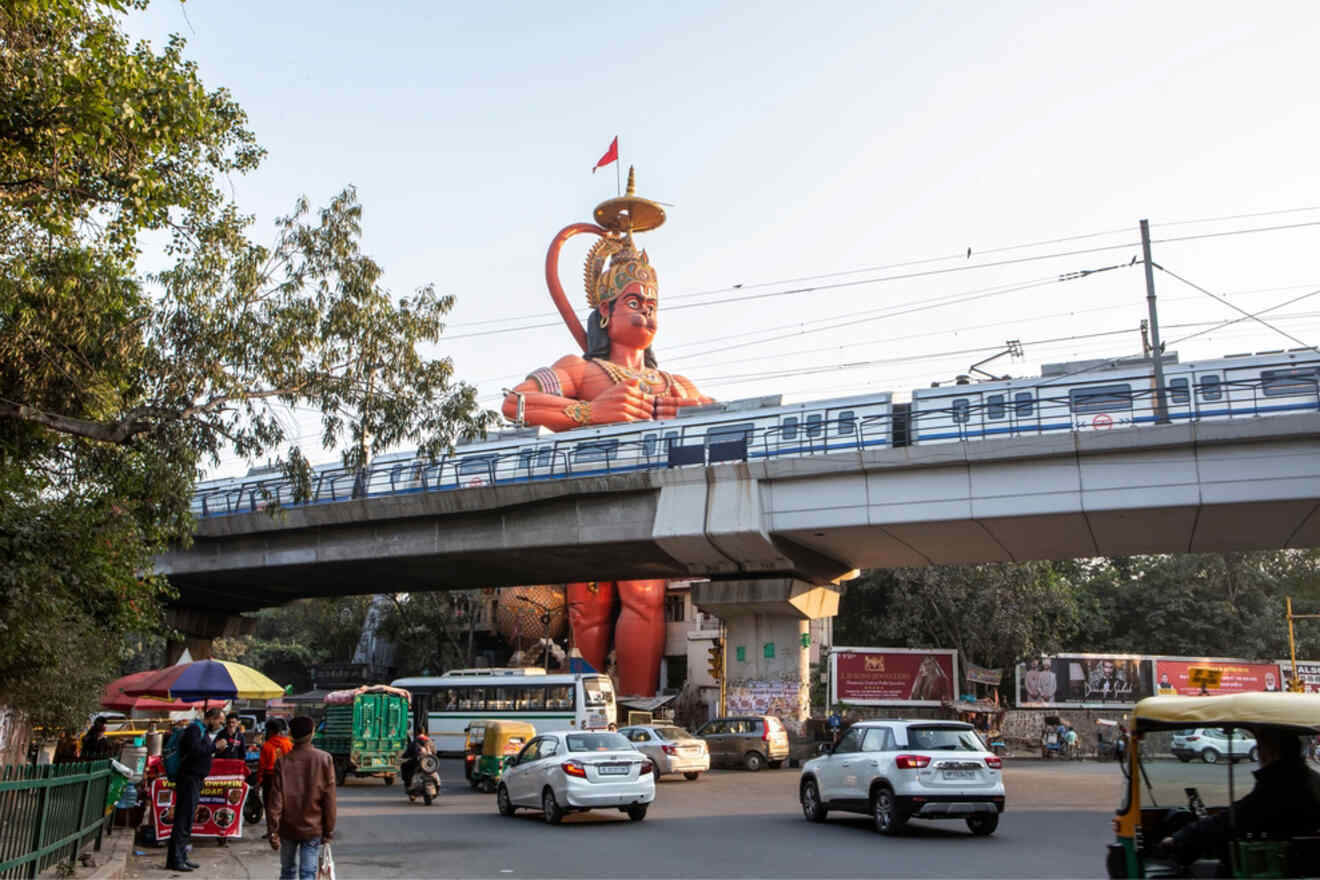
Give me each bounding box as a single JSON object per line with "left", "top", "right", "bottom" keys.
{"left": 101, "top": 671, "right": 205, "bottom": 713}
{"left": 123, "top": 659, "right": 284, "bottom": 703}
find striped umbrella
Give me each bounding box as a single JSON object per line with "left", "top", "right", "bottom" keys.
{"left": 123, "top": 659, "right": 284, "bottom": 703}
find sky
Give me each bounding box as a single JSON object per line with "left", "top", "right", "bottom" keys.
{"left": 121, "top": 1, "right": 1320, "bottom": 477}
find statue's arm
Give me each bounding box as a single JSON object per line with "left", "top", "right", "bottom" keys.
{"left": 502, "top": 356, "right": 652, "bottom": 429}
{"left": 669, "top": 373, "right": 715, "bottom": 407}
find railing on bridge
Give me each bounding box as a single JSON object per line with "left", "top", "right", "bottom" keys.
{"left": 190, "top": 376, "right": 1318, "bottom": 519}
{"left": 0, "top": 760, "right": 112, "bottom": 879}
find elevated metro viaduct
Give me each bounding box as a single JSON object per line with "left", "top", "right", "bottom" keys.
{"left": 159, "top": 414, "right": 1320, "bottom": 693}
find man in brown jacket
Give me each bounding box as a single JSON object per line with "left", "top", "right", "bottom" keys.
{"left": 267, "top": 716, "right": 336, "bottom": 880}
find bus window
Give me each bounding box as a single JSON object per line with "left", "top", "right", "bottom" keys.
{"left": 987, "top": 395, "right": 1005, "bottom": 420}
{"left": 1169, "top": 377, "right": 1190, "bottom": 404}
{"left": 487, "top": 687, "right": 515, "bottom": 711}
{"left": 781, "top": 416, "right": 798, "bottom": 441}
{"left": 1199, "top": 375, "right": 1223, "bottom": 401}
{"left": 458, "top": 687, "right": 485, "bottom": 712}
{"left": 836, "top": 410, "right": 856, "bottom": 436}
{"left": 1070, "top": 384, "right": 1132, "bottom": 414}
{"left": 806, "top": 413, "right": 824, "bottom": 438}
{"left": 1015, "top": 392, "right": 1034, "bottom": 417}
{"left": 952, "top": 399, "right": 970, "bottom": 424}
{"left": 547, "top": 684, "right": 575, "bottom": 710}
{"left": 583, "top": 677, "right": 613, "bottom": 707}
{"left": 1262, "top": 367, "right": 1319, "bottom": 397}
{"left": 516, "top": 686, "right": 546, "bottom": 711}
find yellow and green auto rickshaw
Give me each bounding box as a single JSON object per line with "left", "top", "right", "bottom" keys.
{"left": 464, "top": 719, "right": 496, "bottom": 782}
{"left": 1109, "top": 692, "right": 1320, "bottom": 879}
{"left": 469, "top": 720, "right": 535, "bottom": 793}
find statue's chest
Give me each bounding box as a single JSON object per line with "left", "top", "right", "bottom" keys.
{"left": 583, "top": 361, "right": 677, "bottom": 397}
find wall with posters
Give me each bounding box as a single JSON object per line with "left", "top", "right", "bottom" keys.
{"left": 1277, "top": 660, "right": 1320, "bottom": 694}
{"left": 830, "top": 648, "right": 958, "bottom": 707}
{"left": 1016, "top": 654, "right": 1153, "bottom": 708}
{"left": 1153, "top": 660, "right": 1282, "bottom": 695}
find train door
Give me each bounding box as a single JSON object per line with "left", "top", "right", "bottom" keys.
{"left": 1192, "top": 370, "right": 1229, "bottom": 420}
{"left": 1007, "top": 388, "right": 1042, "bottom": 437}
{"left": 825, "top": 406, "right": 858, "bottom": 452}
{"left": 776, "top": 411, "right": 803, "bottom": 456}
{"left": 1162, "top": 372, "right": 1194, "bottom": 422}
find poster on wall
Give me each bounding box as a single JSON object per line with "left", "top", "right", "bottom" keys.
{"left": 830, "top": 648, "right": 958, "bottom": 707}
{"left": 1015, "top": 654, "right": 1154, "bottom": 707}
{"left": 1154, "top": 660, "right": 1282, "bottom": 696}
{"left": 725, "top": 680, "right": 807, "bottom": 721}
{"left": 1276, "top": 660, "right": 1320, "bottom": 694}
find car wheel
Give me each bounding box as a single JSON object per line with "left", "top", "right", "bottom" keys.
{"left": 497, "top": 784, "right": 516, "bottom": 817}
{"left": 872, "top": 785, "right": 906, "bottom": 835}
{"left": 626, "top": 805, "right": 648, "bottom": 822}
{"left": 768, "top": 760, "right": 783, "bottom": 769}
{"left": 542, "top": 787, "right": 564, "bottom": 825}
{"left": 743, "top": 751, "right": 765, "bottom": 772}
{"left": 1201, "top": 748, "right": 1219, "bottom": 764}
{"left": 966, "top": 813, "right": 999, "bottom": 836}
{"left": 800, "top": 778, "right": 828, "bottom": 823}
{"left": 1177, "top": 755, "right": 1190, "bottom": 763}
{"left": 1249, "top": 747, "right": 1260, "bottom": 763}
{"left": 683, "top": 772, "right": 700, "bottom": 781}
{"left": 482, "top": 778, "right": 496, "bottom": 794}
{"left": 650, "top": 760, "right": 662, "bottom": 780}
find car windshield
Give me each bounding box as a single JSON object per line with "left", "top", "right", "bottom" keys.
{"left": 655, "top": 726, "right": 692, "bottom": 741}
{"left": 583, "top": 677, "right": 613, "bottom": 706}
{"left": 565, "top": 733, "right": 632, "bottom": 752}
{"left": 907, "top": 726, "right": 984, "bottom": 751}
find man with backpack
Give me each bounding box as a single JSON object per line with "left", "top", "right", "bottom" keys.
{"left": 166, "top": 708, "right": 226, "bottom": 873}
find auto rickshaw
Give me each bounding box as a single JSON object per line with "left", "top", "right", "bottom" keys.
{"left": 1108, "top": 692, "right": 1320, "bottom": 879}
{"left": 463, "top": 719, "right": 496, "bottom": 781}
{"left": 469, "top": 720, "right": 535, "bottom": 793}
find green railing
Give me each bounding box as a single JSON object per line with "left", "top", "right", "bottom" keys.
{"left": 0, "top": 761, "right": 111, "bottom": 880}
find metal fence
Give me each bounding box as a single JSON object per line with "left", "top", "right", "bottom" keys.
{"left": 0, "top": 761, "right": 111, "bottom": 880}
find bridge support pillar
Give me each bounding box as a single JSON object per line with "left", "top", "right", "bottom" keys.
{"left": 163, "top": 608, "right": 258, "bottom": 665}
{"left": 692, "top": 579, "right": 840, "bottom": 726}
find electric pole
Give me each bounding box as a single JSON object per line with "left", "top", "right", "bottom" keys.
{"left": 1140, "top": 219, "right": 1170, "bottom": 424}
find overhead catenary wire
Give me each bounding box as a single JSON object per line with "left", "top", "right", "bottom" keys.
{"left": 1154, "top": 265, "right": 1320, "bottom": 353}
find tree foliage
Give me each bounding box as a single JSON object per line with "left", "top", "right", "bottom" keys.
{"left": 0, "top": 0, "right": 492, "bottom": 729}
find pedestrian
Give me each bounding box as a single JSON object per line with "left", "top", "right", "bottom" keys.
{"left": 80, "top": 717, "right": 111, "bottom": 759}
{"left": 259, "top": 719, "right": 294, "bottom": 837}
{"left": 166, "top": 707, "right": 225, "bottom": 873}
{"left": 215, "top": 712, "right": 246, "bottom": 760}
{"left": 827, "top": 706, "right": 843, "bottom": 745}
{"left": 267, "top": 715, "right": 336, "bottom": 880}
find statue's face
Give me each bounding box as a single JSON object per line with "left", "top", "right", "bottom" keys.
{"left": 602, "top": 286, "right": 658, "bottom": 350}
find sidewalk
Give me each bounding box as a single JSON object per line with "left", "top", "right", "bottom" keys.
{"left": 125, "top": 834, "right": 280, "bottom": 880}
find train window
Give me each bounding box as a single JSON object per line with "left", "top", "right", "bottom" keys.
{"left": 806, "top": 413, "right": 824, "bottom": 437}
{"left": 458, "top": 454, "right": 498, "bottom": 476}
{"left": 1069, "top": 384, "right": 1132, "bottom": 414}
{"left": 1168, "top": 378, "right": 1190, "bottom": 404}
{"left": 781, "top": 416, "right": 798, "bottom": 441}
{"left": 537, "top": 446, "right": 553, "bottom": 468}
{"left": 1261, "top": 367, "right": 1319, "bottom": 397}
{"left": 836, "top": 410, "right": 856, "bottom": 436}
{"left": 1015, "top": 392, "right": 1034, "bottom": 417}
{"left": 986, "top": 395, "right": 1005, "bottom": 420}
{"left": 952, "top": 399, "right": 970, "bottom": 424}
{"left": 643, "top": 433, "right": 658, "bottom": 457}
{"left": 574, "top": 439, "right": 619, "bottom": 464}
{"left": 518, "top": 448, "right": 535, "bottom": 470}
{"left": 1199, "top": 375, "right": 1223, "bottom": 402}
{"left": 706, "top": 422, "right": 755, "bottom": 447}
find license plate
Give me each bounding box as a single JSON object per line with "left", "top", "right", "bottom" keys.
{"left": 942, "top": 770, "right": 976, "bottom": 779}
{"left": 598, "top": 765, "right": 629, "bottom": 776}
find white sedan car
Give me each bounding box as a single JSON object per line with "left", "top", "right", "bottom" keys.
{"left": 497, "top": 730, "right": 655, "bottom": 824}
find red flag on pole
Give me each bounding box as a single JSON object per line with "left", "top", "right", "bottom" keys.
{"left": 592, "top": 136, "right": 618, "bottom": 173}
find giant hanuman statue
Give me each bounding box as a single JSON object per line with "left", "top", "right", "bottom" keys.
{"left": 502, "top": 169, "right": 713, "bottom": 696}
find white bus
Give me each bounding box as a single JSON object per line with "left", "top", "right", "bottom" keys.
{"left": 392, "top": 668, "right": 617, "bottom": 754}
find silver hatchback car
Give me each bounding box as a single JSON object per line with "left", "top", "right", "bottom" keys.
{"left": 618, "top": 724, "right": 711, "bottom": 780}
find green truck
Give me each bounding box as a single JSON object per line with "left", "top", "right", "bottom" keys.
{"left": 313, "top": 685, "right": 411, "bottom": 786}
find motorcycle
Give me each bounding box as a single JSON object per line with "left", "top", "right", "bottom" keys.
{"left": 243, "top": 761, "right": 264, "bottom": 825}
{"left": 406, "top": 752, "right": 442, "bottom": 806}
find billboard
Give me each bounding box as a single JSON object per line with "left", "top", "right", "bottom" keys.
{"left": 1277, "top": 660, "right": 1320, "bottom": 694}
{"left": 1153, "top": 660, "right": 1282, "bottom": 696}
{"left": 830, "top": 648, "right": 958, "bottom": 707}
{"left": 1016, "top": 654, "right": 1154, "bottom": 708}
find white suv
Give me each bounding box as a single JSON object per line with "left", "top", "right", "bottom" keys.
{"left": 799, "top": 720, "right": 1005, "bottom": 836}
{"left": 1170, "top": 728, "right": 1258, "bottom": 764}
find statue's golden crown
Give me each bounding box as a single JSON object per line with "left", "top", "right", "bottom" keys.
{"left": 583, "top": 235, "right": 658, "bottom": 310}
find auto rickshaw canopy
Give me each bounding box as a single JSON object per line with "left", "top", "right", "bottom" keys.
{"left": 482, "top": 720, "right": 536, "bottom": 757}
{"left": 1132, "top": 692, "right": 1320, "bottom": 734}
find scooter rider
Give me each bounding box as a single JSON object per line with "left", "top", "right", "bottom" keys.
{"left": 401, "top": 733, "right": 434, "bottom": 789}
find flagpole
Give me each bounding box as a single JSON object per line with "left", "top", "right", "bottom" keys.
{"left": 616, "top": 139, "right": 621, "bottom": 196}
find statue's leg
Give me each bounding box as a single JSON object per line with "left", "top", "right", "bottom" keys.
{"left": 615, "top": 579, "right": 667, "bottom": 697}
{"left": 566, "top": 581, "right": 615, "bottom": 675}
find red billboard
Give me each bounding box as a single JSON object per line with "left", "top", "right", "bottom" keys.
{"left": 1154, "top": 660, "right": 1283, "bottom": 696}
{"left": 831, "top": 648, "right": 958, "bottom": 706}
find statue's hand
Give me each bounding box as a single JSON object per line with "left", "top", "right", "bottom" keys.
{"left": 654, "top": 396, "right": 706, "bottom": 419}
{"left": 590, "top": 378, "right": 652, "bottom": 423}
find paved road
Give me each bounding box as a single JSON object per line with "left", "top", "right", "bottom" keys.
{"left": 327, "top": 759, "right": 1133, "bottom": 878}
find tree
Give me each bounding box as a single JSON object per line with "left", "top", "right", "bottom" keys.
{"left": 382, "top": 591, "right": 490, "bottom": 677}
{"left": 211, "top": 596, "right": 375, "bottom": 693}
{"left": 0, "top": 0, "right": 493, "bottom": 729}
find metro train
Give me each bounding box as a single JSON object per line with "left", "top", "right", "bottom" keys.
{"left": 191, "top": 348, "right": 1319, "bottom": 517}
